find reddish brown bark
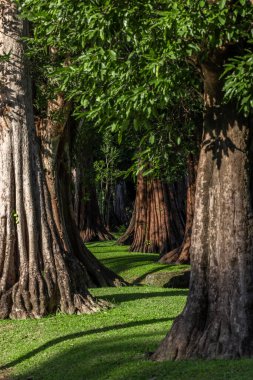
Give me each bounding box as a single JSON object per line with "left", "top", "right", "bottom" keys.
{"left": 128, "top": 175, "right": 185, "bottom": 254}
{"left": 159, "top": 154, "right": 197, "bottom": 264}
{"left": 73, "top": 166, "right": 114, "bottom": 242}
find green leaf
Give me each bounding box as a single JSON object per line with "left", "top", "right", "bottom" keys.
{"left": 218, "top": 15, "right": 226, "bottom": 26}
{"left": 149, "top": 134, "right": 155, "bottom": 145}
{"left": 219, "top": 0, "right": 227, "bottom": 10}
{"left": 108, "top": 50, "right": 117, "bottom": 60}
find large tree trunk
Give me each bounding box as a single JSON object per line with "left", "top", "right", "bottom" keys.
{"left": 129, "top": 175, "right": 184, "bottom": 254}
{"left": 152, "top": 57, "right": 253, "bottom": 360}
{"left": 37, "top": 105, "right": 122, "bottom": 286}
{"left": 0, "top": 2, "right": 116, "bottom": 320}
{"left": 57, "top": 124, "right": 122, "bottom": 283}
{"left": 159, "top": 154, "right": 197, "bottom": 264}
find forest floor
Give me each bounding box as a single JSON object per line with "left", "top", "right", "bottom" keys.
{"left": 1, "top": 241, "right": 253, "bottom": 380}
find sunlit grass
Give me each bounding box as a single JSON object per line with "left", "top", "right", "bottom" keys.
{"left": 87, "top": 240, "right": 189, "bottom": 283}
{"left": 1, "top": 241, "right": 253, "bottom": 380}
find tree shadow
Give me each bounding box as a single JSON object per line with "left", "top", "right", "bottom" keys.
{"left": 7, "top": 329, "right": 253, "bottom": 380}
{"left": 99, "top": 255, "right": 164, "bottom": 274}
{"left": 132, "top": 267, "right": 178, "bottom": 285}
{"left": 0, "top": 318, "right": 171, "bottom": 372}
{"left": 202, "top": 105, "right": 247, "bottom": 170}
{"left": 95, "top": 289, "right": 188, "bottom": 304}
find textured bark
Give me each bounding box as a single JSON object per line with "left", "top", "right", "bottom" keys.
{"left": 37, "top": 105, "right": 122, "bottom": 286}
{"left": 54, "top": 125, "right": 122, "bottom": 285}
{"left": 0, "top": 2, "right": 117, "bottom": 320}
{"left": 129, "top": 175, "right": 185, "bottom": 254}
{"left": 117, "top": 202, "right": 136, "bottom": 245}
{"left": 160, "top": 154, "right": 197, "bottom": 264}
{"left": 152, "top": 56, "right": 253, "bottom": 360}
{"left": 73, "top": 164, "right": 114, "bottom": 242}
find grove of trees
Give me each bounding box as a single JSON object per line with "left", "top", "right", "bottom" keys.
{"left": 0, "top": 0, "right": 253, "bottom": 362}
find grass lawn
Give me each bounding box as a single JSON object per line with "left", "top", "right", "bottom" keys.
{"left": 86, "top": 241, "right": 189, "bottom": 283}
{"left": 1, "top": 241, "right": 253, "bottom": 380}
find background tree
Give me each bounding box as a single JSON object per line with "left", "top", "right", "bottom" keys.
{"left": 72, "top": 123, "right": 114, "bottom": 242}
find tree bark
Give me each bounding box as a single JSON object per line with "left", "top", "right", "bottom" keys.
{"left": 129, "top": 175, "right": 184, "bottom": 254}
{"left": 117, "top": 202, "right": 136, "bottom": 245}
{"left": 0, "top": 2, "right": 118, "bottom": 320}
{"left": 73, "top": 162, "right": 114, "bottom": 242}
{"left": 152, "top": 57, "right": 253, "bottom": 360}
{"left": 36, "top": 104, "right": 122, "bottom": 287}
{"left": 159, "top": 154, "right": 197, "bottom": 264}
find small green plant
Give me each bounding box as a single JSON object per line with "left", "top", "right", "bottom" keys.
{"left": 116, "top": 225, "right": 126, "bottom": 234}
{"left": 11, "top": 210, "right": 19, "bottom": 224}
{"left": 0, "top": 53, "right": 11, "bottom": 62}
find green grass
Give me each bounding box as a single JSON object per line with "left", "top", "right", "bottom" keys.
{"left": 1, "top": 241, "right": 253, "bottom": 380}
{"left": 87, "top": 241, "right": 189, "bottom": 283}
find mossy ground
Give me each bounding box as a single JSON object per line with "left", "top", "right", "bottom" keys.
{"left": 1, "top": 241, "right": 253, "bottom": 380}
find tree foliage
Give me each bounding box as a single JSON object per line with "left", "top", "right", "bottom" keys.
{"left": 17, "top": 0, "right": 253, "bottom": 180}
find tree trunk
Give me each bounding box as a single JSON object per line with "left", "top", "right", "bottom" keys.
{"left": 56, "top": 124, "right": 122, "bottom": 284}
{"left": 73, "top": 163, "right": 114, "bottom": 242}
{"left": 159, "top": 154, "right": 197, "bottom": 264}
{"left": 152, "top": 58, "right": 253, "bottom": 360}
{"left": 114, "top": 180, "right": 130, "bottom": 226}
{"left": 130, "top": 175, "right": 184, "bottom": 254}
{"left": 0, "top": 2, "right": 117, "bottom": 320}
{"left": 117, "top": 202, "right": 136, "bottom": 245}
{"left": 37, "top": 105, "right": 122, "bottom": 287}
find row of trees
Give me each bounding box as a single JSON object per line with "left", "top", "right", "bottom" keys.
{"left": 1, "top": 0, "right": 253, "bottom": 361}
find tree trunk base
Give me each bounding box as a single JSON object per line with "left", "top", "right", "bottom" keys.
{"left": 159, "top": 244, "right": 190, "bottom": 265}
{"left": 80, "top": 229, "right": 114, "bottom": 243}
{"left": 151, "top": 312, "right": 253, "bottom": 360}
{"left": 117, "top": 232, "right": 134, "bottom": 246}
{"left": 0, "top": 280, "right": 111, "bottom": 320}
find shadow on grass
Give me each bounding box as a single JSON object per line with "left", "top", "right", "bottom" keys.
{"left": 96, "top": 290, "right": 188, "bottom": 304}
{"left": 1, "top": 318, "right": 171, "bottom": 372}
{"left": 11, "top": 332, "right": 253, "bottom": 380}
{"left": 99, "top": 255, "right": 166, "bottom": 275}
{"left": 87, "top": 242, "right": 128, "bottom": 249}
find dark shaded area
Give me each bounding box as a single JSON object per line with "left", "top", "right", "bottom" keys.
{"left": 165, "top": 270, "right": 190, "bottom": 289}
{"left": 98, "top": 255, "right": 162, "bottom": 275}
{"left": 203, "top": 134, "right": 243, "bottom": 170}
{"left": 96, "top": 290, "right": 188, "bottom": 304}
